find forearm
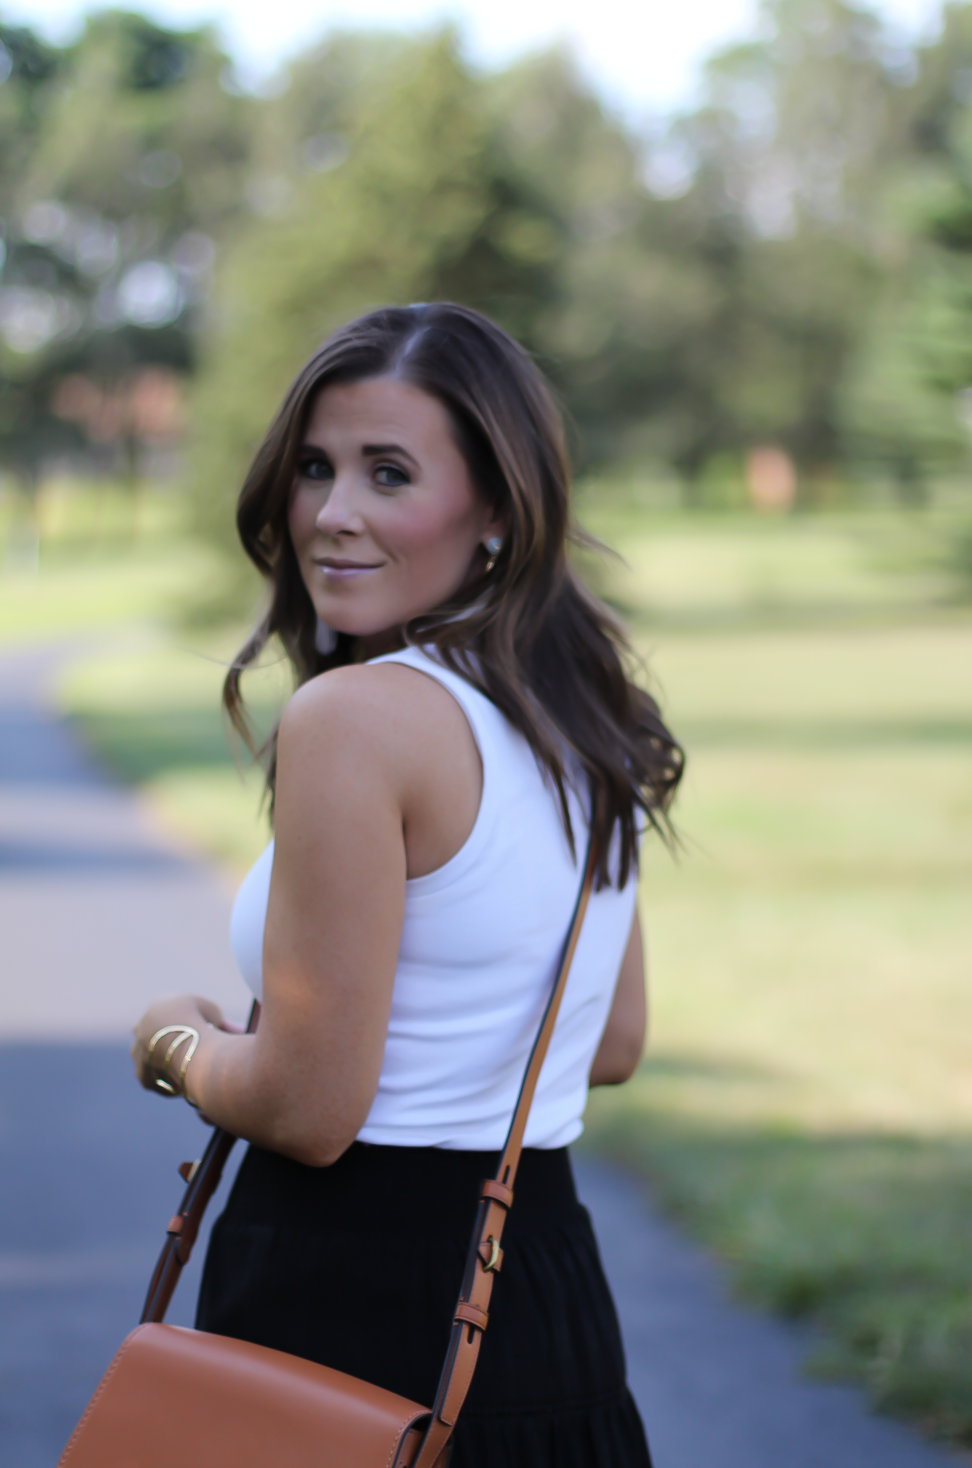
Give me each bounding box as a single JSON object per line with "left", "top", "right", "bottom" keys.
{"left": 588, "top": 1009, "right": 645, "bottom": 1086}
{"left": 587, "top": 1027, "right": 646, "bottom": 1086}
{"left": 184, "top": 1030, "right": 283, "bottom": 1150}
{"left": 589, "top": 908, "right": 647, "bottom": 1088}
{"left": 133, "top": 996, "right": 368, "bottom": 1166}
{"left": 186, "top": 1025, "right": 369, "bottom": 1167}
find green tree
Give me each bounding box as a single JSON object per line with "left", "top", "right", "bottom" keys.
{"left": 839, "top": 270, "right": 971, "bottom": 501}
{"left": 836, "top": 5, "right": 972, "bottom": 498}
{"left": 190, "top": 32, "right": 495, "bottom": 547}
{"left": 483, "top": 49, "right": 718, "bottom": 467}
{"left": 190, "top": 32, "right": 734, "bottom": 551}
{"left": 0, "top": 12, "right": 251, "bottom": 486}
{"left": 21, "top": 11, "right": 252, "bottom": 237}
{"left": 635, "top": 0, "right": 917, "bottom": 499}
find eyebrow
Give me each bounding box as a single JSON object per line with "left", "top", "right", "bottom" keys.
{"left": 297, "top": 439, "right": 418, "bottom": 467}
{"left": 361, "top": 441, "right": 418, "bottom": 465}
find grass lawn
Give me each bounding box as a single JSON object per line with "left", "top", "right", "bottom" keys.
{"left": 583, "top": 725, "right": 972, "bottom": 1444}
{"left": 574, "top": 510, "right": 972, "bottom": 1444}
{"left": 18, "top": 485, "right": 972, "bottom": 1447}
{"left": 0, "top": 481, "right": 232, "bottom": 645}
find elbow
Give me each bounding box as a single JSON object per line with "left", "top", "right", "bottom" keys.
{"left": 590, "top": 1035, "right": 645, "bottom": 1088}
{"left": 603, "top": 1052, "right": 643, "bottom": 1087}
{"left": 273, "top": 1121, "right": 357, "bottom": 1169}
{"left": 620, "top": 1028, "right": 647, "bottom": 1080}
{"left": 284, "top": 1141, "right": 344, "bottom": 1169}
{"left": 243, "top": 1067, "right": 369, "bottom": 1167}
{"left": 224, "top": 1045, "right": 372, "bottom": 1166}
{"left": 263, "top": 1108, "right": 362, "bottom": 1169}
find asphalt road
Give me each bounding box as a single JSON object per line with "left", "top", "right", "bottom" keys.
{"left": 0, "top": 642, "right": 960, "bottom": 1467}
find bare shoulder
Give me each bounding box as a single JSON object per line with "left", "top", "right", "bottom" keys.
{"left": 278, "top": 661, "right": 476, "bottom": 786}
{"left": 278, "top": 662, "right": 480, "bottom": 877}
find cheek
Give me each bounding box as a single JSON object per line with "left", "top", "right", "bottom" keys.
{"left": 288, "top": 486, "right": 317, "bottom": 551}
{"left": 390, "top": 489, "right": 480, "bottom": 564}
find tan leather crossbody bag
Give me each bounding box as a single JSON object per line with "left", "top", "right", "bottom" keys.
{"left": 57, "top": 837, "right": 597, "bottom": 1468}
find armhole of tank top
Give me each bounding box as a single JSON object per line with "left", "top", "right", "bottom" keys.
{"left": 366, "top": 648, "right": 501, "bottom": 895}
{"left": 230, "top": 837, "right": 274, "bottom": 1000}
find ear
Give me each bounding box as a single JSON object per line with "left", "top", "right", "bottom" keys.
{"left": 480, "top": 505, "right": 508, "bottom": 547}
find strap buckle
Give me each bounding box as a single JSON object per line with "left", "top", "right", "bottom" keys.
{"left": 480, "top": 1236, "right": 502, "bottom": 1273}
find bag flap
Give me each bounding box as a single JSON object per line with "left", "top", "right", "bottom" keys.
{"left": 58, "top": 1323, "right": 432, "bottom": 1468}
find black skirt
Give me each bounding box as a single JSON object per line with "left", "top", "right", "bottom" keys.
{"left": 196, "top": 1142, "right": 652, "bottom": 1467}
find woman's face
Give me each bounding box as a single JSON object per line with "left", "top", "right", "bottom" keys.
{"left": 289, "top": 376, "right": 503, "bottom": 656}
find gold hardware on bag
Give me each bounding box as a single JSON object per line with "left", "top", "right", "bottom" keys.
{"left": 482, "top": 1237, "right": 501, "bottom": 1272}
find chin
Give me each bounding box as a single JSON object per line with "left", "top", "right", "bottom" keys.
{"left": 318, "top": 607, "right": 401, "bottom": 641}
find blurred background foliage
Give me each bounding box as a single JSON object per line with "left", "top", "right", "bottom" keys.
{"left": 1, "top": 0, "right": 971, "bottom": 1451}
{"left": 5, "top": 0, "right": 972, "bottom": 545}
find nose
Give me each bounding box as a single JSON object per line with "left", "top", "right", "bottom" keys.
{"left": 313, "top": 469, "right": 364, "bottom": 539}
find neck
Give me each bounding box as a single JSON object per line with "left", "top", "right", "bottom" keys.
{"left": 353, "top": 627, "right": 406, "bottom": 662}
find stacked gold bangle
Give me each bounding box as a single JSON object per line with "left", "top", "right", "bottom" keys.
{"left": 147, "top": 1025, "right": 201, "bottom": 1106}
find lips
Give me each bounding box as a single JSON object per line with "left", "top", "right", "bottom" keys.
{"left": 314, "top": 557, "right": 383, "bottom": 569}
{"left": 313, "top": 557, "right": 383, "bottom": 580}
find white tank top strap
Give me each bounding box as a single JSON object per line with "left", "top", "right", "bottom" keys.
{"left": 366, "top": 645, "right": 505, "bottom": 896}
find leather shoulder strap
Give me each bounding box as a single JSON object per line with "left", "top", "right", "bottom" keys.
{"left": 413, "top": 834, "right": 598, "bottom": 1468}
{"left": 141, "top": 837, "right": 599, "bottom": 1466}
{"left": 140, "top": 1001, "right": 261, "bottom": 1325}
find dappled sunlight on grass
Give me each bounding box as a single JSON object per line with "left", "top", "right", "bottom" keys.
{"left": 575, "top": 501, "right": 966, "bottom": 625}
{"left": 642, "top": 623, "right": 972, "bottom": 736}
{"left": 582, "top": 1099, "right": 972, "bottom": 1444}
{"left": 0, "top": 482, "right": 228, "bottom": 645}
{"left": 572, "top": 512, "right": 972, "bottom": 1444}
{"left": 0, "top": 548, "right": 217, "bottom": 646}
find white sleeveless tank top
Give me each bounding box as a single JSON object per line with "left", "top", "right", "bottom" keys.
{"left": 229, "top": 646, "right": 638, "bottom": 1150}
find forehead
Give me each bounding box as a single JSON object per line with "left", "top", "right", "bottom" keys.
{"left": 303, "top": 375, "right": 455, "bottom": 449}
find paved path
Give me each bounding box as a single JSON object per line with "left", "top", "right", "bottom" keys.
{"left": 0, "top": 643, "right": 960, "bottom": 1466}
{"left": 576, "top": 1159, "right": 964, "bottom": 1467}
{"left": 0, "top": 643, "right": 250, "bottom": 1039}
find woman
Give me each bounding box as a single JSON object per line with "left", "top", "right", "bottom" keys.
{"left": 132, "top": 302, "right": 682, "bottom": 1466}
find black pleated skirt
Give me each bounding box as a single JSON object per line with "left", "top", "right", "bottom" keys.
{"left": 196, "top": 1142, "right": 652, "bottom": 1467}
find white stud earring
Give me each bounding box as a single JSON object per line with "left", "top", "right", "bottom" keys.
{"left": 483, "top": 536, "right": 503, "bottom": 573}
{"left": 315, "top": 617, "right": 337, "bottom": 654}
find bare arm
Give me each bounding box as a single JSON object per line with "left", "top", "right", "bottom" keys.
{"left": 131, "top": 664, "right": 482, "bottom": 1167}
{"left": 589, "top": 907, "right": 646, "bottom": 1087}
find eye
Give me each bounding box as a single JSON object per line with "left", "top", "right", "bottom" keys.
{"left": 297, "top": 454, "right": 333, "bottom": 483}
{"left": 374, "top": 463, "right": 409, "bottom": 489}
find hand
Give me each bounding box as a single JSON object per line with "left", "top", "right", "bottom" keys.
{"left": 131, "top": 994, "right": 226, "bottom": 1098}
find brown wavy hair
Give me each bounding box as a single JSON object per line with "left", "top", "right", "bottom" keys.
{"left": 224, "top": 302, "right": 682, "bottom": 889}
